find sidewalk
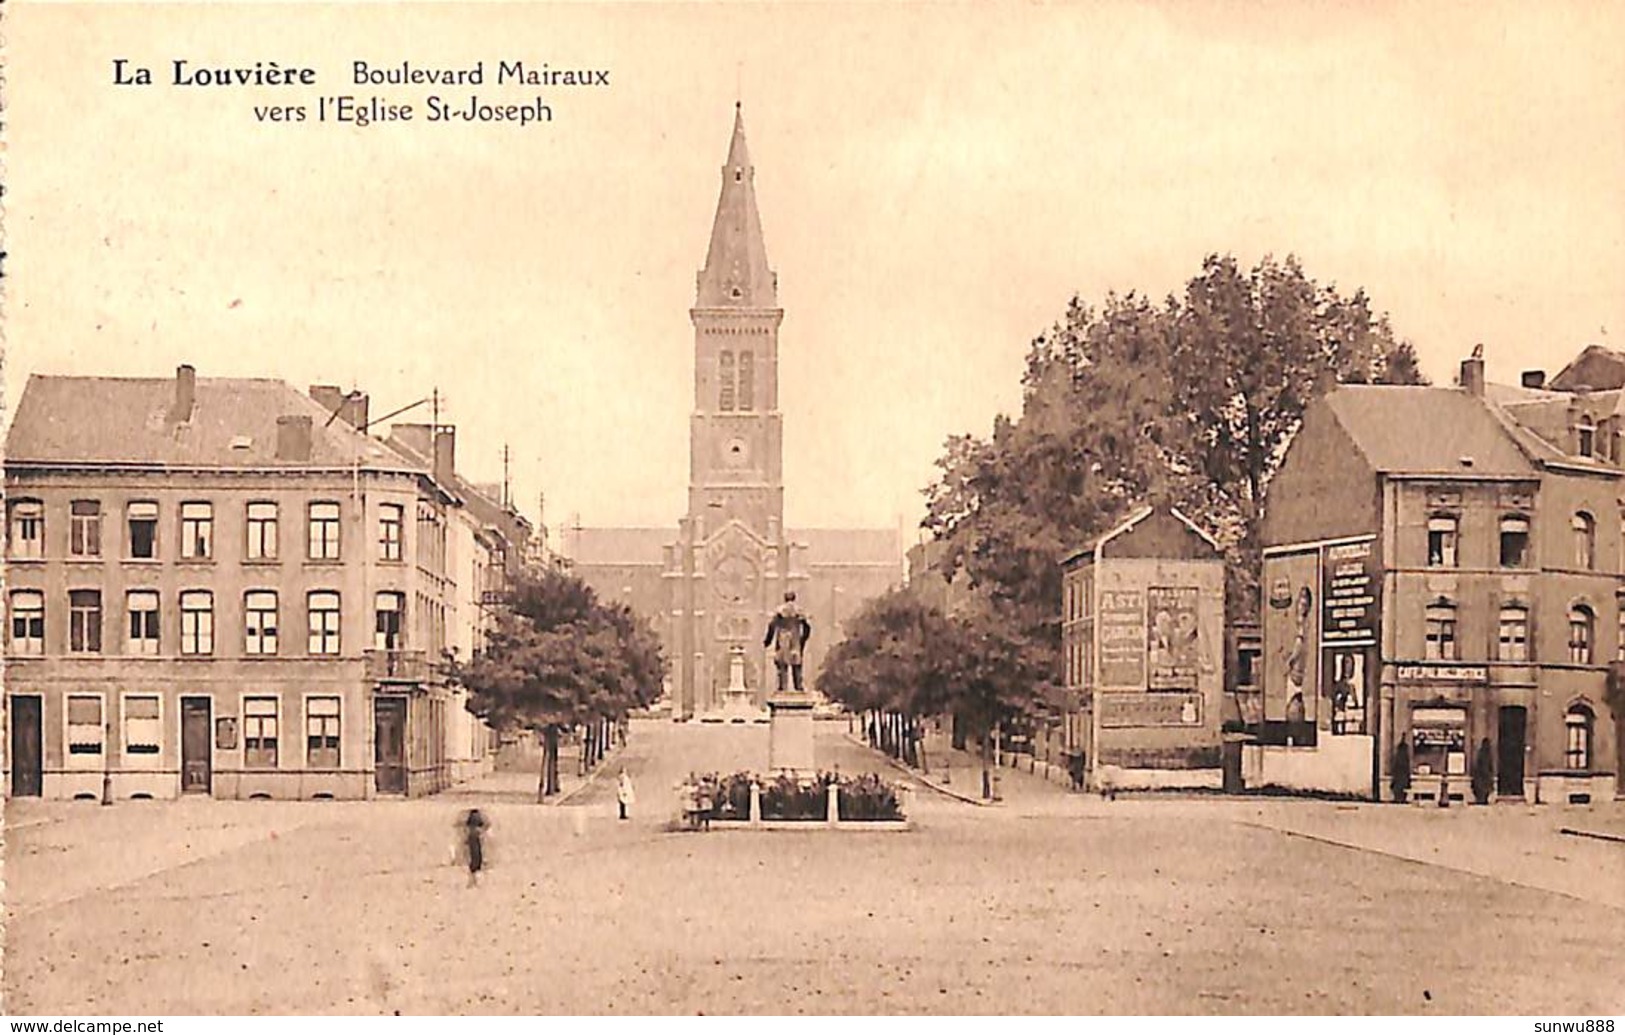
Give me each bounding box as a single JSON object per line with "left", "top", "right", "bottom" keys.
{"left": 442, "top": 737, "right": 626, "bottom": 805}
{"left": 844, "top": 728, "right": 1076, "bottom": 808}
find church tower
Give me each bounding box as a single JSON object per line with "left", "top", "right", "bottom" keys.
{"left": 670, "top": 105, "right": 798, "bottom": 717}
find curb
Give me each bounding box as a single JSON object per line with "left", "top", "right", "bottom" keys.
{"left": 843, "top": 733, "right": 996, "bottom": 808}
{"left": 1559, "top": 826, "right": 1625, "bottom": 845}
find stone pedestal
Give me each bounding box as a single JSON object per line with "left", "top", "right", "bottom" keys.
{"left": 768, "top": 695, "right": 816, "bottom": 773}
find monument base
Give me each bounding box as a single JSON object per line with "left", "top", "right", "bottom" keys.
{"left": 767, "top": 695, "right": 816, "bottom": 773}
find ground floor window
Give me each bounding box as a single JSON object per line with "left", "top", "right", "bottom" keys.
{"left": 1410, "top": 706, "right": 1466, "bottom": 779}
{"left": 244, "top": 696, "right": 279, "bottom": 768}
{"left": 122, "top": 695, "right": 161, "bottom": 756}
{"left": 66, "top": 694, "right": 105, "bottom": 763}
{"left": 306, "top": 697, "right": 340, "bottom": 768}
{"left": 1565, "top": 703, "right": 1594, "bottom": 770}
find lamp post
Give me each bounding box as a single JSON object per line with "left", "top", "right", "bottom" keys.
{"left": 100, "top": 714, "right": 113, "bottom": 806}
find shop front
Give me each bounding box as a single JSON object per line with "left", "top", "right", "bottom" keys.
{"left": 1396, "top": 664, "right": 1486, "bottom": 804}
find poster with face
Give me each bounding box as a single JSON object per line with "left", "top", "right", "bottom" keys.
{"left": 1147, "top": 586, "right": 1200, "bottom": 690}
{"left": 1326, "top": 648, "right": 1368, "bottom": 735}
{"left": 1263, "top": 549, "right": 1319, "bottom": 724}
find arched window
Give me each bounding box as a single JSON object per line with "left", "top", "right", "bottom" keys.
{"left": 180, "top": 590, "right": 214, "bottom": 655}
{"left": 1425, "top": 599, "right": 1458, "bottom": 660}
{"left": 738, "top": 350, "right": 755, "bottom": 411}
{"left": 1573, "top": 512, "right": 1596, "bottom": 570}
{"left": 1568, "top": 604, "right": 1595, "bottom": 664}
{"left": 8, "top": 499, "right": 44, "bottom": 559}
{"left": 718, "top": 350, "right": 736, "bottom": 412}
{"left": 1564, "top": 703, "right": 1594, "bottom": 770}
{"left": 1497, "top": 603, "right": 1529, "bottom": 662}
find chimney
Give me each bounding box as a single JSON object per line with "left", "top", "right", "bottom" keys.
{"left": 275, "top": 414, "right": 313, "bottom": 462}
{"left": 171, "top": 364, "right": 197, "bottom": 423}
{"left": 1521, "top": 370, "right": 1546, "bottom": 390}
{"left": 434, "top": 426, "right": 456, "bottom": 484}
{"left": 1459, "top": 348, "right": 1485, "bottom": 397}
{"left": 309, "top": 385, "right": 370, "bottom": 431}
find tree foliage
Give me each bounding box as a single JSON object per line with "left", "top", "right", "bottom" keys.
{"left": 450, "top": 567, "right": 666, "bottom": 796}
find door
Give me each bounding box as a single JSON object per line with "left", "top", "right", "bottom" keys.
{"left": 1497, "top": 705, "right": 1527, "bottom": 798}
{"left": 10, "top": 696, "right": 43, "bottom": 797}
{"left": 375, "top": 696, "right": 408, "bottom": 795}
{"left": 181, "top": 697, "right": 212, "bottom": 794}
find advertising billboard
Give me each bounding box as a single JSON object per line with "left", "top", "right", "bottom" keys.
{"left": 1097, "top": 588, "right": 1146, "bottom": 688}
{"left": 1263, "top": 549, "right": 1319, "bottom": 725}
{"left": 1147, "top": 586, "right": 1200, "bottom": 690}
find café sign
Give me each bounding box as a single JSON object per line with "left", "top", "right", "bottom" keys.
{"left": 1396, "top": 664, "right": 1488, "bottom": 683}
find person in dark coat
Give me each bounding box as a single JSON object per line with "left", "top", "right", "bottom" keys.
{"left": 763, "top": 591, "right": 813, "bottom": 693}
{"left": 462, "top": 808, "right": 489, "bottom": 887}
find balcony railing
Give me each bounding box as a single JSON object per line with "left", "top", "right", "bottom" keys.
{"left": 365, "top": 648, "right": 431, "bottom": 683}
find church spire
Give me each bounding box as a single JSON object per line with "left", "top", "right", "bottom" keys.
{"left": 696, "top": 104, "right": 777, "bottom": 309}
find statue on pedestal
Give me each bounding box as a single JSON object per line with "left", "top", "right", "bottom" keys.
{"left": 763, "top": 591, "right": 813, "bottom": 695}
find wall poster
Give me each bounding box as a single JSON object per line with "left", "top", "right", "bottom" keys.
{"left": 1263, "top": 549, "right": 1319, "bottom": 724}
{"left": 1097, "top": 588, "right": 1146, "bottom": 688}
{"left": 1147, "top": 586, "right": 1200, "bottom": 690}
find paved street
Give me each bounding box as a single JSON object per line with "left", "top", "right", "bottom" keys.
{"left": 4, "top": 719, "right": 1622, "bottom": 1015}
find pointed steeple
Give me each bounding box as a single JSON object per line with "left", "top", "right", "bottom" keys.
{"left": 696, "top": 104, "right": 777, "bottom": 309}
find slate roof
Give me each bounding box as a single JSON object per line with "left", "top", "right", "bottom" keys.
{"left": 1323, "top": 385, "right": 1537, "bottom": 478}
{"left": 5, "top": 374, "right": 414, "bottom": 470}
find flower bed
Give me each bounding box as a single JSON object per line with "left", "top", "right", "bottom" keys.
{"left": 677, "top": 770, "right": 907, "bottom": 825}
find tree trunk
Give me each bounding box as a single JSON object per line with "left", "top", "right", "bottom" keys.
{"left": 917, "top": 717, "right": 929, "bottom": 775}
{"left": 981, "top": 723, "right": 993, "bottom": 800}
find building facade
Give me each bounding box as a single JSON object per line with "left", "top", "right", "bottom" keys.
{"left": 3, "top": 368, "right": 517, "bottom": 800}
{"left": 1256, "top": 349, "right": 1621, "bottom": 803}
{"left": 565, "top": 107, "right": 902, "bottom": 718}
{"left": 1061, "top": 505, "right": 1228, "bottom": 790}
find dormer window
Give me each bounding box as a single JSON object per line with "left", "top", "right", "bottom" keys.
{"left": 1577, "top": 413, "right": 1596, "bottom": 457}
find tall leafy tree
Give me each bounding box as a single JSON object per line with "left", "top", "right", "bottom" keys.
{"left": 452, "top": 567, "right": 666, "bottom": 800}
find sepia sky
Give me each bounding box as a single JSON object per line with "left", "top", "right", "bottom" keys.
{"left": 5, "top": 2, "right": 1623, "bottom": 537}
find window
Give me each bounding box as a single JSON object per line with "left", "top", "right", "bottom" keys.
{"left": 1568, "top": 604, "right": 1595, "bottom": 664}
{"left": 69, "top": 590, "right": 103, "bottom": 653}
{"left": 66, "top": 695, "right": 104, "bottom": 759}
{"left": 245, "top": 591, "right": 279, "bottom": 656}
{"left": 10, "top": 591, "right": 45, "bottom": 655}
{"left": 1499, "top": 515, "right": 1529, "bottom": 568}
{"left": 1573, "top": 512, "right": 1596, "bottom": 570}
{"left": 1424, "top": 600, "right": 1457, "bottom": 660}
{"left": 1497, "top": 604, "right": 1529, "bottom": 662}
{"left": 122, "top": 696, "right": 160, "bottom": 756}
{"left": 126, "top": 590, "right": 160, "bottom": 655}
{"left": 180, "top": 590, "right": 214, "bottom": 655}
{"left": 1426, "top": 515, "right": 1458, "bottom": 567}
{"left": 1565, "top": 704, "right": 1594, "bottom": 770}
{"left": 308, "top": 591, "right": 341, "bottom": 655}
{"left": 738, "top": 350, "right": 755, "bottom": 411}
{"left": 246, "top": 502, "right": 278, "bottom": 560}
{"left": 9, "top": 500, "right": 44, "bottom": 559}
{"left": 308, "top": 502, "right": 341, "bottom": 560}
{"left": 374, "top": 591, "right": 404, "bottom": 650}
{"left": 127, "top": 501, "right": 158, "bottom": 559}
{"left": 1577, "top": 413, "right": 1596, "bottom": 458}
{"left": 243, "top": 696, "right": 279, "bottom": 768}
{"left": 306, "top": 697, "right": 340, "bottom": 768}
{"left": 69, "top": 501, "right": 102, "bottom": 557}
{"left": 179, "top": 502, "right": 213, "bottom": 559}
{"left": 379, "top": 504, "right": 404, "bottom": 561}
{"left": 718, "top": 350, "right": 736, "bottom": 411}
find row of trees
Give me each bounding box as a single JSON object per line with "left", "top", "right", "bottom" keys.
{"left": 451, "top": 567, "right": 665, "bottom": 801}
{"left": 821, "top": 255, "right": 1426, "bottom": 788}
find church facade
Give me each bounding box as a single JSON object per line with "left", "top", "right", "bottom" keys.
{"left": 564, "top": 107, "right": 903, "bottom": 720}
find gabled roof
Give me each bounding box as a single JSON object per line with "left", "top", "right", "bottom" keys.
{"left": 564, "top": 527, "right": 672, "bottom": 566}
{"left": 1322, "top": 385, "right": 1537, "bottom": 478}
{"left": 5, "top": 374, "right": 413, "bottom": 470}
{"left": 792, "top": 527, "right": 901, "bottom": 566}
{"left": 1062, "top": 503, "right": 1222, "bottom": 566}
{"left": 1550, "top": 344, "right": 1625, "bottom": 392}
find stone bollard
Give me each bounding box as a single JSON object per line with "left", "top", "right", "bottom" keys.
{"left": 827, "top": 782, "right": 840, "bottom": 827}
{"left": 749, "top": 782, "right": 762, "bottom": 826}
